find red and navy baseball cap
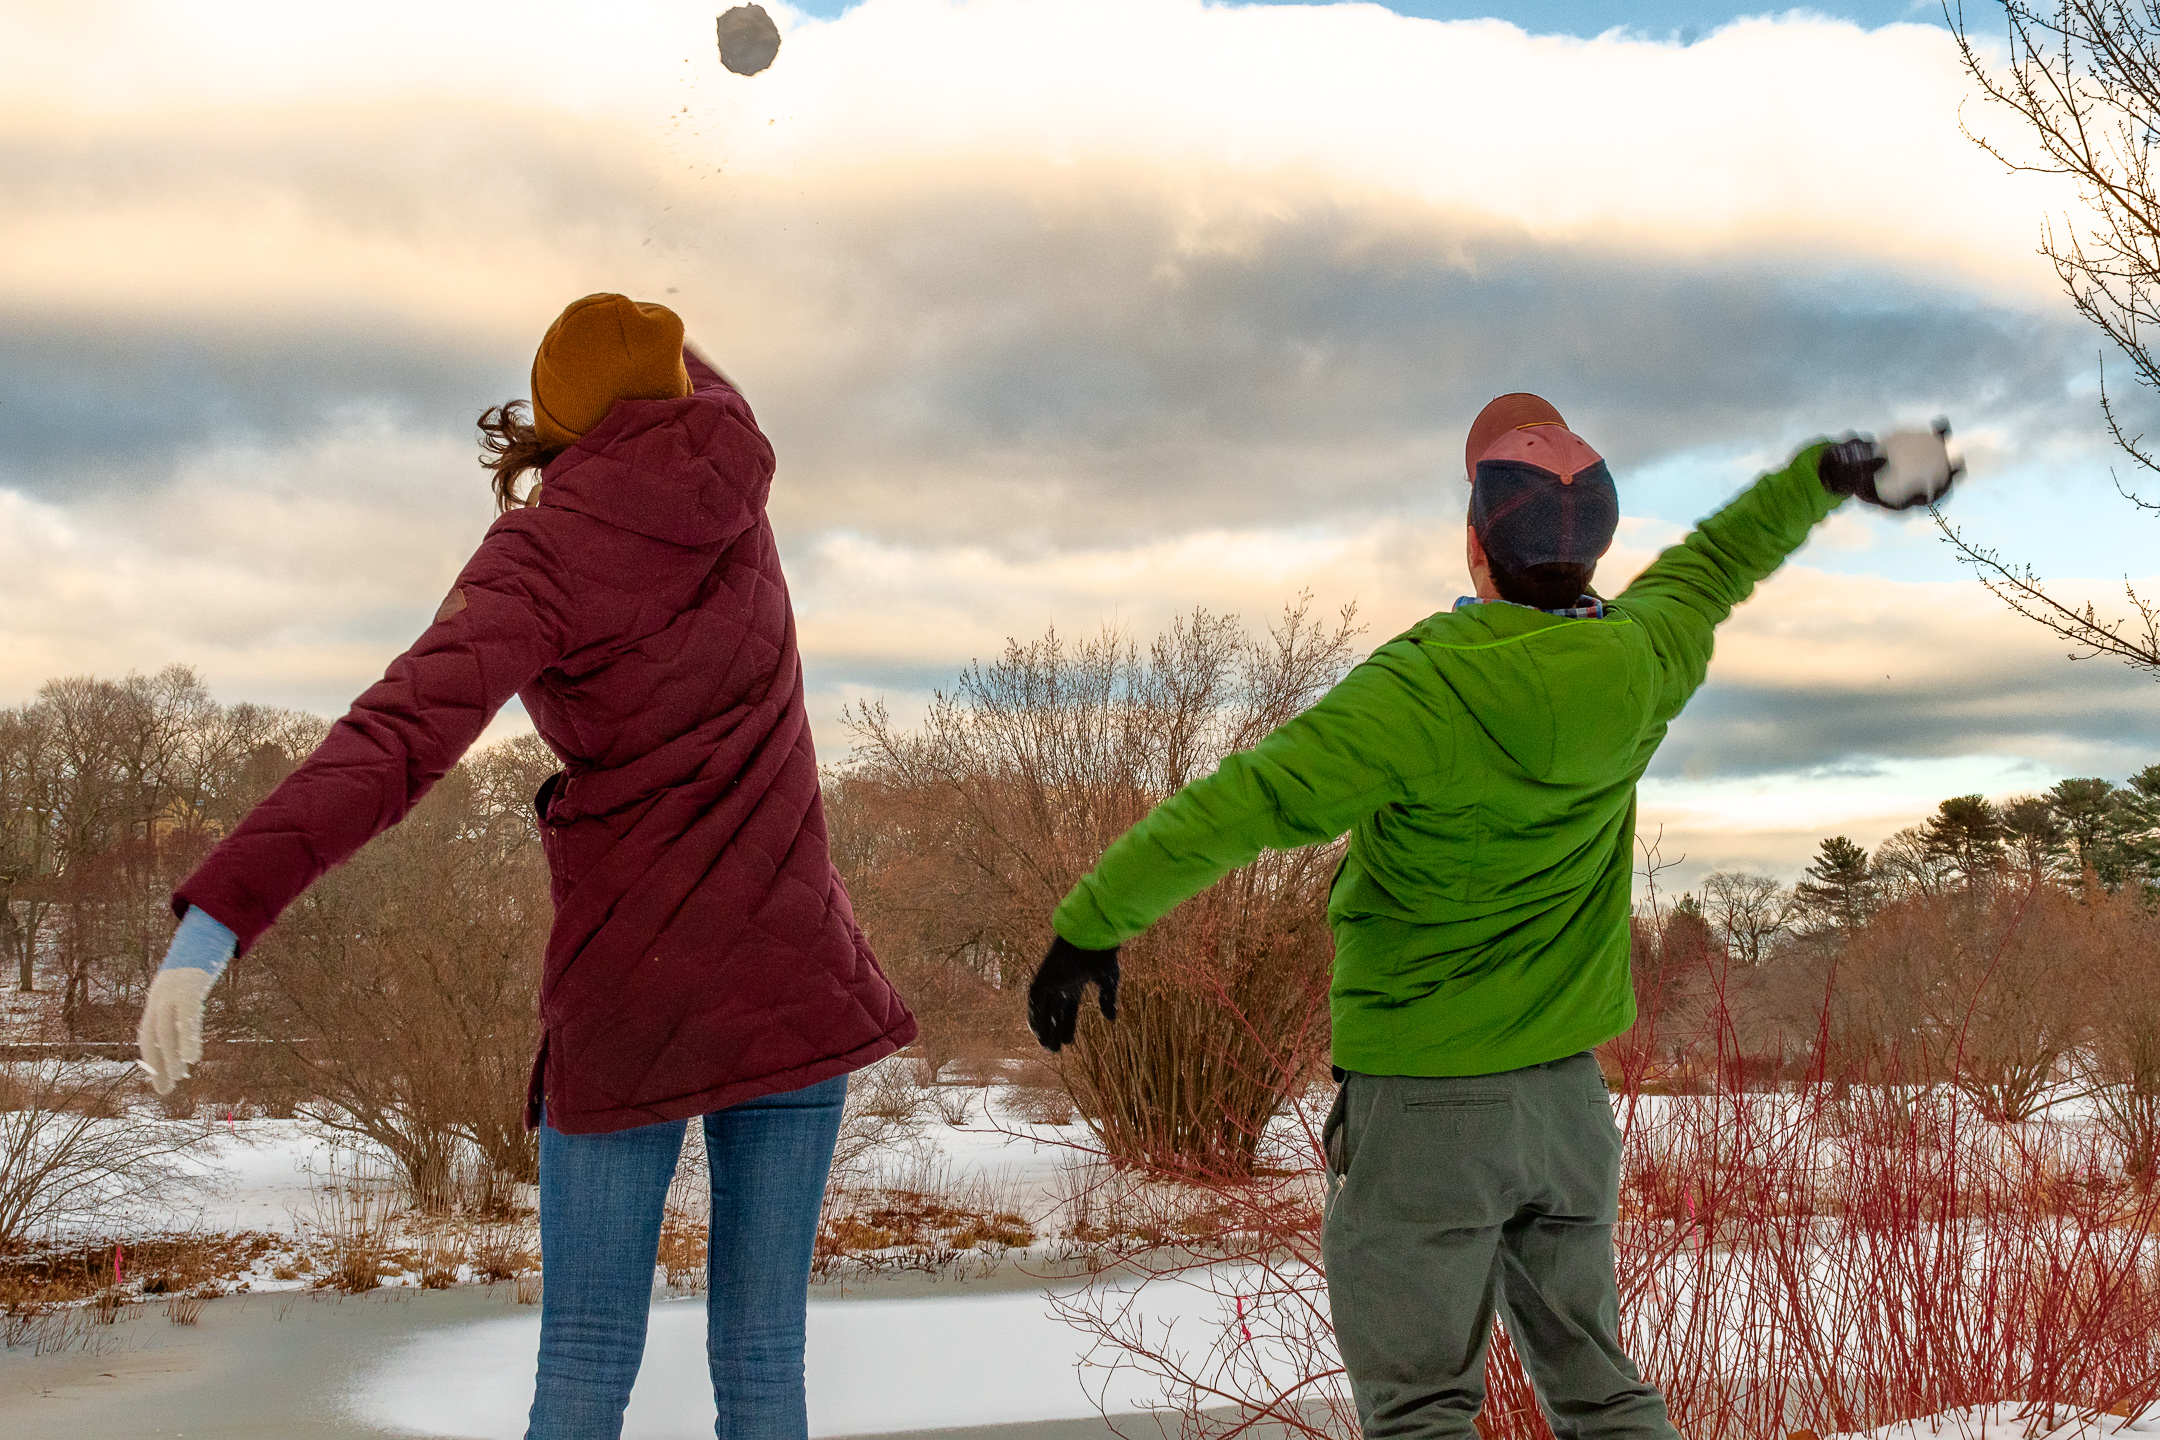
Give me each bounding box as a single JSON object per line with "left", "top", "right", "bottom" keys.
{"left": 1465, "top": 393, "right": 1618, "bottom": 572}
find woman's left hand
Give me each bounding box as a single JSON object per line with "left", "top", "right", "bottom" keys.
{"left": 136, "top": 907, "right": 237, "bottom": 1096}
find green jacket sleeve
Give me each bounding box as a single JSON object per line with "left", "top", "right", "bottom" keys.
{"left": 1615, "top": 442, "right": 1843, "bottom": 724}
{"left": 1051, "top": 641, "right": 1453, "bottom": 950}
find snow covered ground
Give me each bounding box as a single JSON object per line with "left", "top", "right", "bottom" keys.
{"left": 1837, "top": 1405, "right": 2160, "bottom": 1439}
{"left": 144, "top": 1082, "right": 1092, "bottom": 1244}
{"left": 19, "top": 1079, "right": 2160, "bottom": 1439}
{"left": 24, "top": 1073, "right": 1109, "bottom": 1296}
{"left": 166, "top": 1116, "right": 347, "bottom": 1238}
{"left": 4, "top": 1081, "right": 1217, "bottom": 1438}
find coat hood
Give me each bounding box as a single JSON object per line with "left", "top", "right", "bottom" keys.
{"left": 1421, "top": 604, "right": 1651, "bottom": 786}
{"left": 534, "top": 377, "right": 774, "bottom": 550}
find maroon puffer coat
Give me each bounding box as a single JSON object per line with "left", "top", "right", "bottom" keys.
{"left": 174, "top": 351, "right": 915, "bottom": 1133}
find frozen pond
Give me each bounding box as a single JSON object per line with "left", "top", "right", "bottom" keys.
{"left": 357, "top": 1282, "right": 1222, "bottom": 1437}
{"left": 2, "top": 1267, "right": 1228, "bottom": 1439}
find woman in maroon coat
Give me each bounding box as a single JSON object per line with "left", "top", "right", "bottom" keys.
{"left": 136, "top": 293, "right": 916, "bottom": 1439}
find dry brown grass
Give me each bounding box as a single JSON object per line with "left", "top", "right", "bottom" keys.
{"left": 131, "top": 1233, "right": 273, "bottom": 1295}
{"left": 816, "top": 1142, "right": 1039, "bottom": 1279}
{"left": 416, "top": 1230, "right": 466, "bottom": 1290}
{"left": 816, "top": 1188, "right": 1035, "bottom": 1273}
{"left": 0, "top": 1232, "right": 268, "bottom": 1310}
{"left": 468, "top": 1222, "right": 537, "bottom": 1285}
{"left": 657, "top": 1220, "right": 707, "bottom": 1294}
{"left": 296, "top": 1149, "right": 400, "bottom": 1293}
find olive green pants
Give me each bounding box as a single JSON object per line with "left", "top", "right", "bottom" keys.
{"left": 1319, "top": 1053, "right": 1677, "bottom": 1440}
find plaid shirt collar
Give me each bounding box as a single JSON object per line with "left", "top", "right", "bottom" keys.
{"left": 1454, "top": 594, "right": 1607, "bottom": 620}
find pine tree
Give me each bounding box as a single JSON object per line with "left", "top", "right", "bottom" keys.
{"left": 1922, "top": 794, "right": 2005, "bottom": 889}
{"left": 2047, "top": 776, "right": 2121, "bottom": 879}
{"left": 1794, "top": 835, "right": 1875, "bottom": 933}
{"left": 2115, "top": 763, "right": 2160, "bottom": 888}
{"left": 2000, "top": 795, "right": 2070, "bottom": 881}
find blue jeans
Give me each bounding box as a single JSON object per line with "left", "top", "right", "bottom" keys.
{"left": 525, "top": 1074, "right": 847, "bottom": 1440}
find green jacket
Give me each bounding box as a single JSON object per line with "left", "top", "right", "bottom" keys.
{"left": 1052, "top": 444, "right": 1842, "bottom": 1077}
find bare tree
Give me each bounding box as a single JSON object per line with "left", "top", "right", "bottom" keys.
{"left": 13, "top": 669, "right": 324, "bottom": 1035}
{"left": 0, "top": 1009, "right": 208, "bottom": 1247}
{"left": 1950, "top": 1, "right": 2160, "bottom": 674}
{"left": 841, "top": 597, "right": 1361, "bottom": 1176}
{"left": 0, "top": 705, "right": 58, "bottom": 993}
{"left": 1699, "top": 871, "right": 1795, "bottom": 966}
{"left": 823, "top": 769, "right": 1020, "bottom": 1086}
{"left": 248, "top": 735, "right": 553, "bottom": 1202}
{"left": 2076, "top": 883, "right": 2160, "bottom": 1181}
{"left": 1872, "top": 825, "right": 1960, "bottom": 901}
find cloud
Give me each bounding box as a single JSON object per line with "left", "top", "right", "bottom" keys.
{"left": 1632, "top": 752, "right": 2075, "bottom": 892}
{"left": 783, "top": 511, "right": 2160, "bottom": 781}
{"left": 1652, "top": 563, "right": 2160, "bottom": 779}
{"left": 0, "top": 2, "right": 2102, "bottom": 515}
{"left": 0, "top": 160, "right": 2098, "bottom": 541}
{"left": 712, "top": 1, "right": 2069, "bottom": 299}
{"left": 0, "top": 316, "right": 520, "bottom": 497}
{"left": 714, "top": 184, "right": 2091, "bottom": 547}
{"left": 0, "top": 423, "right": 497, "bottom": 717}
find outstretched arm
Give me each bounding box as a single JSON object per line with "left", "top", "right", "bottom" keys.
{"left": 1051, "top": 640, "right": 1451, "bottom": 951}
{"left": 1614, "top": 442, "right": 1843, "bottom": 724}
{"left": 171, "top": 524, "right": 568, "bottom": 953}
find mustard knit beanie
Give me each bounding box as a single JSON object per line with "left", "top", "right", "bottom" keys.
{"left": 530, "top": 294, "right": 693, "bottom": 449}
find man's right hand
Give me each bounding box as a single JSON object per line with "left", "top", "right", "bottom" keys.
{"left": 1818, "top": 421, "right": 1963, "bottom": 511}
{"left": 1027, "top": 936, "right": 1121, "bottom": 1052}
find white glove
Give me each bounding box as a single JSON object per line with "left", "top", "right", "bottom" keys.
{"left": 137, "top": 968, "right": 216, "bottom": 1096}
{"left": 136, "top": 906, "right": 237, "bottom": 1096}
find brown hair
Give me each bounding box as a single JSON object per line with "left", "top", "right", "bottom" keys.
{"left": 477, "top": 401, "right": 564, "bottom": 514}
{"left": 1491, "top": 560, "right": 1597, "bottom": 612}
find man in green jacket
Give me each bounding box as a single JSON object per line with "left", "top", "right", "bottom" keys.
{"left": 1026, "top": 393, "right": 1958, "bottom": 1439}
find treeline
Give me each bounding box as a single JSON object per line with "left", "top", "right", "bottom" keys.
{"left": 1621, "top": 779, "right": 2160, "bottom": 1170}
{"left": 0, "top": 667, "right": 325, "bottom": 1032}
{"left": 1656, "top": 769, "right": 2160, "bottom": 966}
{"left": 0, "top": 605, "right": 1364, "bottom": 1189}
{"left": 0, "top": 665, "right": 556, "bottom": 1199}
{"left": 8, "top": 638, "right": 2158, "bottom": 1195}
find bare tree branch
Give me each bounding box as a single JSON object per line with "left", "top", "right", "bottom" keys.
{"left": 1952, "top": 2, "right": 2160, "bottom": 675}
{"left": 1935, "top": 508, "right": 2160, "bottom": 668}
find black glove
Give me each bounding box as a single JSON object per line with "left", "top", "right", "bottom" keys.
{"left": 1817, "top": 436, "right": 1890, "bottom": 504}
{"left": 1027, "top": 936, "right": 1120, "bottom": 1052}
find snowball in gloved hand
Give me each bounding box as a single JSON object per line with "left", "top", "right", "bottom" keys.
{"left": 1819, "top": 421, "right": 1965, "bottom": 511}
{"left": 717, "top": 5, "right": 781, "bottom": 76}
{"left": 1874, "top": 422, "right": 1963, "bottom": 509}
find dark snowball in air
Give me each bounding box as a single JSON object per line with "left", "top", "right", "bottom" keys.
{"left": 717, "top": 5, "right": 781, "bottom": 77}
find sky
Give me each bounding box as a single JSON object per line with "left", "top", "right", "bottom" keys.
{"left": 4, "top": 0, "right": 2156, "bottom": 891}
{"left": 787, "top": 0, "right": 1947, "bottom": 32}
